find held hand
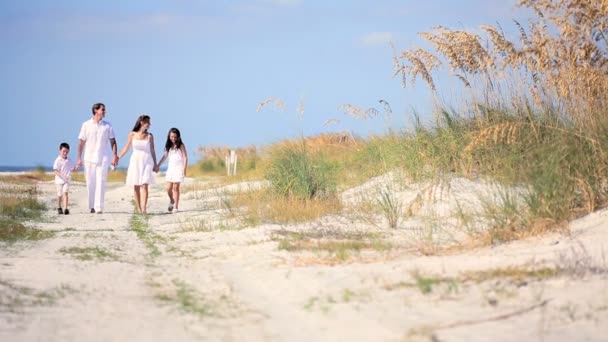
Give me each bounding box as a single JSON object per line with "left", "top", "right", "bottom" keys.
{"left": 76, "top": 159, "right": 82, "bottom": 169}
{"left": 112, "top": 155, "right": 119, "bottom": 167}
{"left": 153, "top": 165, "right": 159, "bottom": 173}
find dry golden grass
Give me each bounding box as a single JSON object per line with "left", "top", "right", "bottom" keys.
{"left": 273, "top": 229, "right": 397, "bottom": 264}
{"left": 394, "top": 0, "right": 608, "bottom": 131}
{"left": 232, "top": 189, "right": 343, "bottom": 224}
{"left": 0, "top": 179, "right": 47, "bottom": 224}
{"left": 266, "top": 132, "right": 358, "bottom": 154}
{"left": 195, "top": 145, "right": 258, "bottom": 162}
{"left": 464, "top": 122, "right": 527, "bottom": 152}
{"left": 460, "top": 217, "right": 568, "bottom": 249}
{"left": 68, "top": 170, "right": 126, "bottom": 183}
{"left": 0, "top": 173, "right": 51, "bottom": 184}
{"left": 0, "top": 183, "right": 39, "bottom": 196}
{"left": 192, "top": 144, "right": 260, "bottom": 178}
{"left": 463, "top": 266, "right": 559, "bottom": 283}
{"left": 0, "top": 170, "right": 126, "bottom": 185}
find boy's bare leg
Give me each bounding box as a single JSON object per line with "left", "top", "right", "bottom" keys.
{"left": 133, "top": 186, "right": 142, "bottom": 212}
{"left": 141, "top": 184, "right": 148, "bottom": 214}
{"left": 64, "top": 192, "right": 69, "bottom": 210}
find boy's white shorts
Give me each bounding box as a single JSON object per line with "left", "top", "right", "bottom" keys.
{"left": 56, "top": 183, "right": 69, "bottom": 196}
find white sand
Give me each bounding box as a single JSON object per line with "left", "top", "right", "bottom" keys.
{"left": 0, "top": 175, "right": 606, "bottom": 341}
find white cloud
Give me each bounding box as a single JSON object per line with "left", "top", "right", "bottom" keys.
{"left": 357, "top": 32, "right": 395, "bottom": 47}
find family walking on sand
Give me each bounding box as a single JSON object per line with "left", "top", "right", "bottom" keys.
{"left": 53, "top": 102, "right": 188, "bottom": 215}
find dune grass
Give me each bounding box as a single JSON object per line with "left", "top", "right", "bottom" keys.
{"left": 273, "top": 230, "right": 393, "bottom": 261}
{"left": 185, "top": 1, "right": 606, "bottom": 247}
{"left": 58, "top": 246, "right": 119, "bottom": 261}
{"left": 191, "top": 111, "right": 607, "bottom": 241}
{"left": 0, "top": 219, "right": 54, "bottom": 243}
{"left": 0, "top": 193, "right": 47, "bottom": 220}
{"left": 264, "top": 140, "right": 337, "bottom": 200}
{"left": 0, "top": 179, "right": 50, "bottom": 244}
{"left": 384, "top": 0, "right": 607, "bottom": 239}
{"left": 231, "top": 189, "right": 343, "bottom": 225}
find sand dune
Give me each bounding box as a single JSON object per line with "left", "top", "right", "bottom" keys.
{"left": 1, "top": 176, "right": 606, "bottom": 341}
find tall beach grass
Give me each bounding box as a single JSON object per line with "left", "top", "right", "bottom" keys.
{"left": 186, "top": 0, "right": 606, "bottom": 244}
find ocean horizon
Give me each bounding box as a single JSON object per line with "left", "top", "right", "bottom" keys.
{"left": 0, "top": 166, "right": 52, "bottom": 172}
{"left": 0, "top": 165, "right": 160, "bottom": 172}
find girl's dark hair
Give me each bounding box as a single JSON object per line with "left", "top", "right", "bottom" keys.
{"left": 92, "top": 103, "right": 105, "bottom": 115}
{"left": 165, "top": 127, "right": 184, "bottom": 151}
{"left": 132, "top": 115, "right": 150, "bottom": 132}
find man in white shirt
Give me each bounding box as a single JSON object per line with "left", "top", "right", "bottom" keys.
{"left": 76, "top": 103, "right": 118, "bottom": 213}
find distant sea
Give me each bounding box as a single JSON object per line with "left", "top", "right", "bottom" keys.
{"left": 0, "top": 166, "right": 152, "bottom": 172}
{"left": 0, "top": 166, "right": 52, "bottom": 172}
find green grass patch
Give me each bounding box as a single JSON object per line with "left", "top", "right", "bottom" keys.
{"left": 129, "top": 214, "right": 163, "bottom": 258}
{"left": 0, "top": 278, "right": 74, "bottom": 312}
{"left": 59, "top": 246, "right": 119, "bottom": 261}
{"left": 0, "top": 218, "right": 54, "bottom": 243}
{"left": 156, "top": 279, "right": 223, "bottom": 318}
{"left": 386, "top": 266, "right": 564, "bottom": 294}
{"left": 173, "top": 279, "right": 212, "bottom": 316}
{"left": 0, "top": 194, "right": 46, "bottom": 220}
{"left": 273, "top": 229, "right": 392, "bottom": 260}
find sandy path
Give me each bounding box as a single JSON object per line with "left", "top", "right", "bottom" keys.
{"left": 1, "top": 178, "right": 607, "bottom": 341}
{"left": 0, "top": 181, "right": 270, "bottom": 341}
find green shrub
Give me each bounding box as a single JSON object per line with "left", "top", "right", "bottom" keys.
{"left": 0, "top": 194, "right": 47, "bottom": 220}
{"left": 199, "top": 159, "right": 225, "bottom": 173}
{"left": 265, "top": 142, "right": 336, "bottom": 200}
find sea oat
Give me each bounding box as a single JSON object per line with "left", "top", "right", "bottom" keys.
{"left": 256, "top": 98, "right": 286, "bottom": 112}
{"left": 338, "top": 104, "right": 380, "bottom": 120}
{"left": 323, "top": 118, "right": 341, "bottom": 127}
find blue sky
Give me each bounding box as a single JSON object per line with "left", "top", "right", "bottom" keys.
{"left": 0, "top": 0, "right": 530, "bottom": 167}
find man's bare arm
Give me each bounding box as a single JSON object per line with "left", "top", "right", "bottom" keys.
{"left": 77, "top": 139, "right": 85, "bottom": 168}
{"left": 110, "top": 138, "right": 118, "bottom": 166}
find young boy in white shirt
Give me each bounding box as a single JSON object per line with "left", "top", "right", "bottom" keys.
{"left": 53, "top": 142, "right": 76, "bottom": 215}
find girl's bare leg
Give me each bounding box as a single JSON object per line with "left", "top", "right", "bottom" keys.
{"left": 173, "top": 183, "right": 181, "bottom": 209}
{"left": 134, "top": 186, "right": 142, "bottom": 212}
{"left": 141, "top": 184, "right": 149, "bottom": 214}
{"left": 166, "top": 183, "right": 174, "bottom": 208}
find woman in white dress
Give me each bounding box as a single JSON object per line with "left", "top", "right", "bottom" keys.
{"left": 155, "top": 127, "right": 187, "bottom": 213}
{"left": 117, "top": 115, "right": 157, "bottom": 214}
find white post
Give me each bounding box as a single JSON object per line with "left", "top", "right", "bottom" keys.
{"left": 230, "top": 150, "right": 237, "bottom": 176}
{"left": 226, "top": 150, "right": 237, "bottom": 176}
{"left": 232, "top": 152, "right": 238, "bottom": 176}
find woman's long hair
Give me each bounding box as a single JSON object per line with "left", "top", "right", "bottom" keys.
{"left": 165, "top": 127, "right": 183, "bottom": 152}
{"left": 132, "top": 115, "right": 150, "bottom": 132}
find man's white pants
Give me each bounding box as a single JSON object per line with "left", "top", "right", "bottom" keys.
{"left": 84, "top": 161, "right": 109, "bottom": 212}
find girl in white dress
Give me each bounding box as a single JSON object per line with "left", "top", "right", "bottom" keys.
{"left": 155, "top": 128, "right": 187, "bottom": 213}
{"left": 117, "top": 115, "right": 158, "bottom": 214}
